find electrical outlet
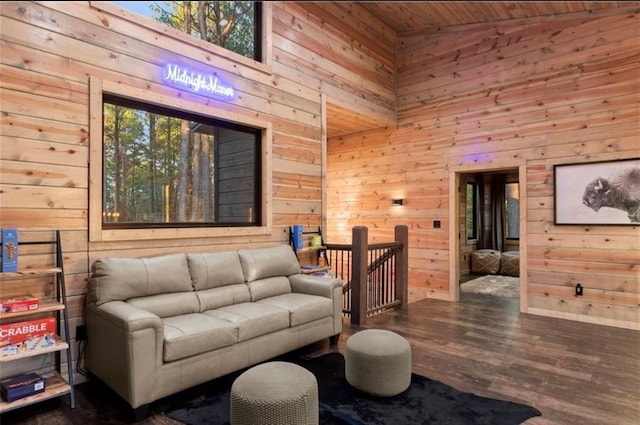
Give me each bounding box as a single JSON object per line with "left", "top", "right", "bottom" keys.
{"left": 575, "top": 283, "right": 583, "bottom": 296}
{"left": 76, "top": 324, "right": 87, "bottom": 341}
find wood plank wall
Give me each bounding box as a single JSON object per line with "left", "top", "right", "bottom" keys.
{"left": 327, "top": 6, "right": 639, "bottom": 329}
{"left": 1, "top": 1, "right": 637, "bottom": 388}
{"left": 0, "top": 1, "right": 395, "bottom": 384}
{"left": 279, "top": 2, "right": 396, "bottom": 136}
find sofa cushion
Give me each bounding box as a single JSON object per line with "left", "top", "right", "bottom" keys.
{"left": 238, "top": 245, "right": 301, "bottom": 282}
{"left": 204, "top": 303, "right": 290, "bottom": 342}
{"left": 163, "top": 313, "right": 238, "bottom": 362}
{"left": 196, "top": 284, "right": 251, "bottom": 311}
{"left": 258, "top": 293, "right": 334, "bottom": 327}
{"left": 187, "top": 251, "right": 245, "bottom": 290}
{"left": 128, "top": 292, "right": 199, "bottom": 318}
{"left": 89, "top": 253, "right": 192, "bottom": 306}
{"left": 247, "top": 276, "right": 292, "bottom": 302}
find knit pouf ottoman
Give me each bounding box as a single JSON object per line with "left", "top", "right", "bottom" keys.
{"left": 230, "top": 361, "right": 318, "bottom": 425}
{"left": 471, "top": 249, "right": 501, "bottom": 274}
{"left": 499, "top": 251, "right": 520, "bottom": 277}
{"left": 345, "top": 329, "right": 412, "bottom": 397}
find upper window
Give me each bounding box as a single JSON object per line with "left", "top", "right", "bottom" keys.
{"left": 505, "top": 182, "right": 520, "bottom": 239}
{"left": 113, "top": 1, "right": 262, "bottom": 61}
{"left": 103, "top": 94, "right": 261, "bottom": 228}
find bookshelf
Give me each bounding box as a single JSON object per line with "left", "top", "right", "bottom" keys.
{"left": 288, "top": 226, "right": 332, "bottom": 276}
{"left": 0, "top": 230, "right": 75, "bottom": 412}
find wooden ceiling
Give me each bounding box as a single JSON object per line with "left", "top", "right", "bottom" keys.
{"left": 322, "top": 1, "right": 640, "bottom": 138}
{"left": 357, "top": 1, "right": 640, "bottom": 35}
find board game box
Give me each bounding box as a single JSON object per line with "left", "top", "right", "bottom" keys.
{"left": 1, "top": 228, "right": 18, "bottom": 273}
{"left": 0, "top": 295, "right": 39, "bottom": 314}
{"left": 0, "top": 317, "right": 56, "bottom": 357}
{"left": 0, "top": 372, "right": 45, "bottom": 402}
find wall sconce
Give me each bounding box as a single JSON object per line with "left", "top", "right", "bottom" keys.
{"left": 392, "top": 198, "right": 404, "bottom": 206}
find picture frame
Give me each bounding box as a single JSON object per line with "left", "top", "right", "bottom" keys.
{"left": 553, "top": 158, "right": 640, "bottom": 225}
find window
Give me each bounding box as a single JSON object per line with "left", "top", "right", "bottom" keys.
{"left": 505, "top": 182, "right": 520, "bottom": 239}
{"left": 113, "top": 1, "right": 262, "bottom": 61}
{"left": 466, "top": 182, "right": 478, "bottom": 240}
{"left": 103, "top": 94, "right": 261, "bottom": 228}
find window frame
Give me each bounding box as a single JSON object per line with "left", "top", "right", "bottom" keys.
{"left": 102, "top": 93, "right": 262, "bottom": 229}
{"left": 89, "top": 77, "right": 272, "bottom": 242}
{"left": 91, "top": 1, "right": 273, "bottom": 74}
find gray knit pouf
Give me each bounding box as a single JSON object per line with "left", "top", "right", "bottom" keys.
{"left": 230, "top": 361, "right": 318, "bottom": 425}
{"left": 471, "top": 249, "right": 502, "bottom": 274}
{"left": 500, "top": 250, "right": 520, "bottom": 277}
{"left": 345, "top": 329, "right": 412, "bottom": 397}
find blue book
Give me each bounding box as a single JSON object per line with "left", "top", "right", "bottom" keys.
{"left": 2, "top": 228, "right": 18, "bottom": 272}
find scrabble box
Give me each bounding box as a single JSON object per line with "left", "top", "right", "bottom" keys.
{"left": 0, "top": 318, "right": 57, "bottom": 357}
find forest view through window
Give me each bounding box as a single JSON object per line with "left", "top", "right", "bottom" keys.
{"left": 112, "top": 1, "right": 261, "bottom": 61}
{"left": 103, "top": 95, "right": 261, "bottom": 228}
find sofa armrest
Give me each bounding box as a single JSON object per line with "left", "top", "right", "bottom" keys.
{"left": 289, "top": 274, "right": 343, "bottom": 298}
{"left": 92, "top": 300, "right": 163, "bottom": 332}
{"left": 290, "top": 274, "right": 343, "bottom": 337}
{"left": 85, "top": 301, "right": 164, "bottom": 409}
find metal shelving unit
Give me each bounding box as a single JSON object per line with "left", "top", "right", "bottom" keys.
{"left": 0, "top": 230, "right": 75, "bottom": 412}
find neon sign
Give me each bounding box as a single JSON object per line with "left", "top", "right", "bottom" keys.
{"left": 163, "top": 64, "right": 235, "bottom": 99}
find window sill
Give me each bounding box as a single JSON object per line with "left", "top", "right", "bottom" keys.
{"left": 92, "top": 226, "right": 271, "bottom": 242}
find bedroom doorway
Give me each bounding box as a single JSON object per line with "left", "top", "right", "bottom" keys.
{"left": 448, "top": 164, "right": 528, "bottom": 313}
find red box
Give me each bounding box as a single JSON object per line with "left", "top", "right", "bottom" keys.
{"left": 0, "top": 318, "right": 57, "bottom": 357}
{"left": 0, "top": 295, "right": 39, "bottom": 314}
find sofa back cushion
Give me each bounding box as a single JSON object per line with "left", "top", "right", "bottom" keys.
{"left": 197, "top": 285, "right": 251, "bottom": 311}
{"left": 128, "top": 292, "right": 200, "bottom": 318}
{"left": 89, "top": 253, "right": 193, "bottom": 306}
{"left": 248, "top": 276, "right": 292, "bottom": 302}
{"left": 187, "top": 251, "right": 251, "bottom": 311}
{"left": 238, "top": 245, "right": 301, "bottom": 282}
{"left": 187, "top": 251, "right": 245, "bottom": 290}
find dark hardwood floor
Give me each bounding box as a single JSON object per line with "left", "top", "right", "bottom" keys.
{"left": 2, "top": 293, "right": 638, "bottom": 425}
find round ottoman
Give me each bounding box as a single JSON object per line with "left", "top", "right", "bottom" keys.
{"left": 471, "top": 249, "right": 501, "bottom": 274}
{"left": 230, "top": 361, "right": 318, "bottom": 425}
{"left": 345, "top": 329, "right": 412, "bottom": 397}
{"left": 499, "top": 251, "right": 520, "bottom": 277}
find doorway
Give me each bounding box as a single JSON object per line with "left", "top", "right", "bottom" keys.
{"left": 448, "top": 163, "right": 528, "bottom": 313}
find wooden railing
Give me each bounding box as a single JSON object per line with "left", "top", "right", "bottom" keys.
{"left": 325, "top": 225, "right": 408, "bottom": 325}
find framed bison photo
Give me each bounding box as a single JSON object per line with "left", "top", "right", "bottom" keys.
{"left": 554, "top": 158, "right": 640, "bottom": 225}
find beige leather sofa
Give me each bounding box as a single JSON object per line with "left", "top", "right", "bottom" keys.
{"left": 85, "top": 244, "right": 343, "bottom": 417}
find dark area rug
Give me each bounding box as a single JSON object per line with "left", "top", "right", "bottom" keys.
{"left": 165, "top": 352, "right": 541, "bottom": 425}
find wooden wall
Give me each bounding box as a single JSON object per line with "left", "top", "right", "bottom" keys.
{"left": 1, "top": 1, "right": 638, "bottom": 389}
{"left": 327, "top": 6, "right": 639, "bottom": 329}
{"left": 0, "top": 0, "right": 395, "bottom": 384}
